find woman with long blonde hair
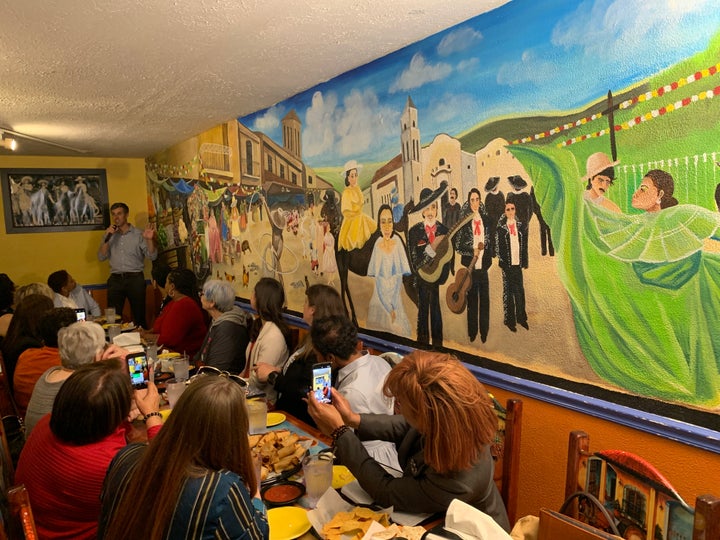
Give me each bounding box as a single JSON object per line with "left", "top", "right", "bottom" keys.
{"left": 100, "top": 376, "right": 267, "bottom": 539}
{"left": 307, "top": 350, "right": 510, "bottom": 530}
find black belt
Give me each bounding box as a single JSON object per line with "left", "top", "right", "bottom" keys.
{"left": 111, "top": 272, "right": 144, "bottom": 278}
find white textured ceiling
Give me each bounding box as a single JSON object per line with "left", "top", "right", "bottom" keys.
{"left": 0, "top": 0, "right": 508, "bottom": 158}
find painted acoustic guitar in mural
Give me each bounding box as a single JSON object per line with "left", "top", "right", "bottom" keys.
{"left": 418, "top": 214, "right": 473, "bottom": 283}
{"left": 446, "top": 250, "right": 480, "bottom": 314}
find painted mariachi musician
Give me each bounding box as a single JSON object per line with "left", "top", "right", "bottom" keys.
{"left": 408, "top": 182, "right": 455, "bottom": 348}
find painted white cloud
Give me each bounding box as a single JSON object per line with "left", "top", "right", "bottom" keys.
{"left": 303, "top": 91, "right": 339, "bottom": 158}
{"left": 457, "top": 57, "right": 480, "bottom": 72}
{"left": 302, "top": 88, "right": 399, "bottom": 161}
{"left": 551, "top": 0, "right": 719, "bottom": 63}
{"left": 389, "top": 53, "right": 453, "bottom": 93}
{"left": 427, "top": 93, "right": 479, "bottom": 125}
{"left": 252, "top": 105, "right": 282, "bottom": 132}
{"left": 336, "top": 88, "right": 399, "bottom": 158}
{"left": 437, "top": 26, "right": 483, "bottom": 56}
{"left": 496, "top": 49, "right": 559, "bottom": 87}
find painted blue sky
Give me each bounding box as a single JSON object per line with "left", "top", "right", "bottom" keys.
{"left": 239, "top": 0, "right": 720, "bottom": 169}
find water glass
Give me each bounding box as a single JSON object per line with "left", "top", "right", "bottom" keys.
{"left": 246, "top": 397, "right": 267, "bottom": 435}
{"left": 302, "top": 453, "right": 333, "bottom": 507}
{"left": 166, "top": 378, "right": 186, "bottom": 408}
{"left": 105, "top": 307, "right": 116, "bottom": 323}
{"left": 145, "top": 334, "right": 159, "bottom": 364}
{"left": 173, "top": 356, "right": 190, "bottom": 380}
{"left": 107, "top": 324, "right": 121, "bottom": 343}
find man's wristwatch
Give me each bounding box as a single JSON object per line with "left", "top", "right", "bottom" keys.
{"left": 267, "top": 371, "right": 279, "bottom": 386}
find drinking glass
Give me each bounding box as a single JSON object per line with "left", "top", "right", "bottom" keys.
{"left": 105, "top": 307, "right": 116, "bottom": 323}
{"left": 145, "top": 334, "right": 159, "bottom": 365}
{"left": 302, "top": 453, "right": 333, "bottom": 507}
{"left": 107, "top": 324, "right": 121, "bottom": 343}
{"left": 246, "top": 397, "right": 267, "bottom": 435}
{"left": 165, "top": 378, "right": 186, "bottom": 408}
{"left": 172, "top": 356, "right": 190, "bottom": 380}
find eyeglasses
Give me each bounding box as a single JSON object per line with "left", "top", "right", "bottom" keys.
{"left": 190, "top": 366, "right": 248, "bottom": 389}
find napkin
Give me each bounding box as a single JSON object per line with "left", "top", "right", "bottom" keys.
{"left": 432, "top": 499, "right": 512, "bottom": 540}
{"left": 112, "top": 331, "right": 142, "bottom": 347}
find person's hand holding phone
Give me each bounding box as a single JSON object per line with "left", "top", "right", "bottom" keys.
{"left": 327, "top": 390, "right": 360, "bottom": 429}
{"left": 305, "top": 391, "right": 344, "bottom": 437}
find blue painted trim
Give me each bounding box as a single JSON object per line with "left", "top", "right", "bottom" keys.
{"left": 235, "top": 300, "right": 720, "bottom": 454}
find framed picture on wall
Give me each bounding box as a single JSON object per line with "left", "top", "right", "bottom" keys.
{"left": 1, "top": 168, "right": 109, "bottom": 233}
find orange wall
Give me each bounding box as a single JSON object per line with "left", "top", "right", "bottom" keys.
{"left": 487, "top": 384, "right": 720, "bottom": 519}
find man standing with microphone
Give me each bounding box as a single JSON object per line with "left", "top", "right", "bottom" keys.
{"left": 97, "top": 202, "right": 157, "bottom": 329}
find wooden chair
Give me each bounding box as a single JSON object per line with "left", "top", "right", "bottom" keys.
{"left": 5, "top": 485, "right": 38, "bottom": 540}
{"left": 491, "top": 397, "right": 522, "bottom": 526}
{"left": 561, "top": 430, "right": 720, "bottom": 540}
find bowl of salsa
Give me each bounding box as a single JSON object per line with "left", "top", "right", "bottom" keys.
{"left": 261, "top": 480, "right": 306, "bottom": 507}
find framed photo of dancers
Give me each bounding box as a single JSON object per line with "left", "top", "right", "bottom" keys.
{"left": 1, "top": 168, "right": 108, "bottom": 233}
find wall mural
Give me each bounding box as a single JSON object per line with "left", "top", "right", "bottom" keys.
{"left": 146, "top": 0, "right": 720, "bottom": 412}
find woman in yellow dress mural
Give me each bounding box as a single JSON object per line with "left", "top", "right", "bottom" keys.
{"left": 338, "top": 160, "right": 376, "bottom": 250}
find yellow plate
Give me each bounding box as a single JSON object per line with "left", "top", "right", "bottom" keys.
{"left": 268, "top": 506, "right": 311, "bottom": 540}
{"left": 159, "top": 409, "right": 172, "bottom": 421}
{"left": 266, "top": 412, "right": 286, "bottom": 427}
{"left": 332, "top": 465, "right": 355, "bottom": 489}
{"left": 158, "top": 352, "right": 181, "bottom": 359}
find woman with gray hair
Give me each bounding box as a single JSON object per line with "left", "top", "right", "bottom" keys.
{"left": 25, "top": 321, "right": 106, "bottom": 434}
{"left": 195, "top": 279, "right": 251, "bottom": 374}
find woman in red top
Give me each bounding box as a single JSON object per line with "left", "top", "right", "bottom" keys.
{"left": 151, "top": 269, "right": 207, "bottom": 357}
{"left": 15, "top": 359, "right": 162, "bottom": 540}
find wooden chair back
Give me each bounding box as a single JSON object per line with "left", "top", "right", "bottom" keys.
{"left": 6, "top": 485, "right": 38, "bottom": 540}
{"left": 491, "top": 397, "right": 522, "bottom": 526}
{"left": 564, "top": 430, "right": 720, "bottom": 540}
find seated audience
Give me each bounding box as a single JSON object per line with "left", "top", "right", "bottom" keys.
{"left": 14, "top": 282, "right": 54, "bottom": 303}
{"left": 14, "top": 307, "right": 77, "bottom": 415}
{"left": 151, "top": 269, "right": 207, "bottom": 357}
{"left": 311, "top": 315, "right": 399, "bottom": 470}
{"left": 99, "top": 375, "right": 268, "bottom": 539}
{"left": 256, "top": 284, "right": 347, "bottom": 427}
{"left": 307, "top": 350, "right": 510, "bottom": 530}
{"left": 25, "top": 321, "right": 106, "bottom": 434}
{"left": 0, "top": 273, "right": 15, "bottom": 339}
{"left": 246, "top": 277, "right": 291, "bottom": 405}
{"left": 1, "top": 293, "right": 55, "bottom": 391}
{"left": 15, "top": 359, "right": 161, "bottom": 540}
{"left": 150, "top": 261, "right": 172, "bottom": 314}
{"left": 196, "top": 279, "right": 250, "bottom": 373}
{"left": 47, "top": 269, "right": 101, "bottom": 317}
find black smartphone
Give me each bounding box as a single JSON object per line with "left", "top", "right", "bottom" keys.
{"left": 312, "top": 362, "right": 332, "bottom": 404}
{"left": 127, "top": 352, "right": 149, "bottom": 389}
{"left": 74, "top": 308, "right": 86, "bottom": 321}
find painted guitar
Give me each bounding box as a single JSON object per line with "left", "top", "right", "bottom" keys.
{"left": 417, "top": 214, "right": 473, "bottom": 283}
{"left": 445, "top": 249, "right": 481, "bottom": 314}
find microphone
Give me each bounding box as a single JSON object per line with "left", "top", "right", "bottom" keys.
{"left": 104, "top": 225, "right": 117, "bottom": 243}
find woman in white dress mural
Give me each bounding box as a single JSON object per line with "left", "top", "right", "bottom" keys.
{"left": 367, "top": 204, "right": 411, "bottom": 335}
{"left": 321, "top": 221, "right": 338, "bottom": 286}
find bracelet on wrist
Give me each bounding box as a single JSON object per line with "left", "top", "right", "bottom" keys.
{"left": 331, "top": 424, "right": 351, "bottom": 443}
{"left": 143, "top": 411, "right": 163, "bottom": 423}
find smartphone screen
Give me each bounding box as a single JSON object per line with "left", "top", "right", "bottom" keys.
{"left": 74, "top": 308, "right": 86, "bottom": 321}
{"left": 127, "top": 352, "right": 149, "bottom": 389}
{"left": 312, "top": 362, "right": 332, "bottom": 404}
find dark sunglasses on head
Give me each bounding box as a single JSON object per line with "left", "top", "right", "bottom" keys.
{"left": 191, "top": 366, "right": 248, "bottom": 389}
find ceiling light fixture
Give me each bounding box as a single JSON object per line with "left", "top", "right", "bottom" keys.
{"left": 0, "top": 127, "right": 89, "bottom": 154}
{"left": 0, "top": 131, "right": 18, "bottom": 151}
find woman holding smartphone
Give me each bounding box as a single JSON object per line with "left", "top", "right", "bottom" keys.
{"left": 99, "top": 376, "right": 268, "bottom": 540}
{"left": 306, "top": 350, "right": 510, "bottom": 531}
{"left": 255, "top": 284, "right": 346, "bottom": 426}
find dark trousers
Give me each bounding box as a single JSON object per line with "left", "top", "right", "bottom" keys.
{"left": 467, "top": 268, "right": 490, "bottom": 342}
{"left": 107, "top": 272, "right": 147, "bottom": 329}
{"left": 416, "top": 280, "right": 443, "bottom": 348}
{"left": 501, "top": 265, "right": 526, "bottom": 328}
